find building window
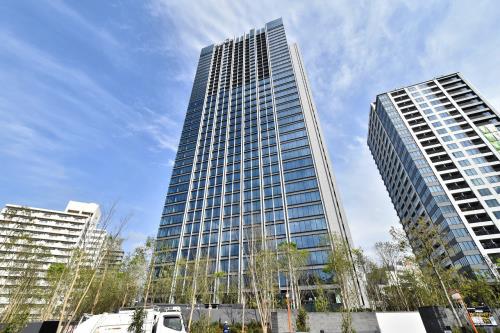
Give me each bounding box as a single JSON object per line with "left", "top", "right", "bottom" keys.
{"left": 471, "top": 178, "right": 485, "bottom": 186}
{"left": 437, "top": 128, "right": 447, "bottom": 135}
{"left": 466, "top": 255, "right": 484, "bottom": 265}
{"left": 288, "top": 204, "right": 324, "bottom": 219}
{"left": 478, "top": 188, "right": 492, "bottom": 196}
{"left": 459, "top": 160, "right": 471, "bottom": 167}
{"left": 487, "top": 176, "right": 500, "bottom": 184}
{"left": 485, "top": 199, "right": 500, "bottom": 208}
{"left": 464, "top": 169, "right": 477, "bottom": 176}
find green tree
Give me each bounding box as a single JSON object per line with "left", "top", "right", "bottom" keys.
{"left": 277, "top": 242, "right": 308, "bottom": 309}
{"left": 362, "top": 260, "right": 388, "bottom": 311}
{"left": 396, "top": 219, "right": 462, "bottom": 326}
{"left": 324, "top": 233, "right": 360, "bottom": 333}
{"left": 313, "top": 281, "right": 329, "bottom": 312}
{"left": 460, "top": 275, "right": 499, "bottom": 307}
{"left": 296, "top": 307, "right": 309, "bottom": 332}
{"left": 244, "top": 226, "right": 280, "bottom": 333}
{"left": 128, "top": 307, "right": 145, "bottom": 333}
{"left": 374, "top": 240, "right": 410, "bottom": 311}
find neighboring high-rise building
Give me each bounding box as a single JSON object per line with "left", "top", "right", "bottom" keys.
{"left": 154, "top": 18, "right": 366, "bottom": 306}
{"left": 85, "top": 228, "right": 124, "bottom": 269}
{"left": 0, "top": 201, "right": 117, "bottom": 313}
{"left": 368, "top": 73, "right": 500, "bottom": 278}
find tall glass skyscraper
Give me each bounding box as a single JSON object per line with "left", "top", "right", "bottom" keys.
{"left": 368, "top": 73, "right": 500, "bottom": 279}
{"left": 155, "top": 18, "right": 366, "bottom": 306}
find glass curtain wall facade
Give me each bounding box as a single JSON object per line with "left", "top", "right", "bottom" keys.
{"left": 368, "top": 73, "right": 500, "bottom": 279}
{"left": 155, "top": 18, "right": 366, "bottom": 306}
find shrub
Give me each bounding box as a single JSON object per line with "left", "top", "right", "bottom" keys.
{"left": 230, "top": 321, "right": 263, "bottom": 333}
{"left": 190, "top": 315, "right": 220, "bottom": 333}
{"left": 296, "top": 307, "right": 309, "bottom": 332}
{"left": 128, "top": 308, "right": 145, "bottom": 333}
{"left": 314, "top": 291, "right": 329, "bottom": 312}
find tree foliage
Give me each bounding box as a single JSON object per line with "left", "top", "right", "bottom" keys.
{"left": 324, "top": 233, "right": 362, "bottom": 333}
{"left": 362, "top": 221, "right": 500, "bottom": 317}
{"left": 128, "top": 307, "right": 145, "bottom": 333}
{"left": 296, "top": 306, "right": 308, "bottom": 332}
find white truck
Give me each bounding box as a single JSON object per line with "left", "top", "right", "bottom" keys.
{"left": 73, "top": 306, "right": 187, "bottom": 333}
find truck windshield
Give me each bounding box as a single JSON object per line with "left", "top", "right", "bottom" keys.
{"left": 163, "top": 316, "right": 182, "bottom": 331}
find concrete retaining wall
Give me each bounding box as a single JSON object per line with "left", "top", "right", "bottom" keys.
{"left": 271, "top": 310, "right": 380, "bottom": 333}
{"left": 308, "top": 312, "right": 380, "bottom": 333}
{"left": 175, "top": 305, "right": 260, "bottom": 326}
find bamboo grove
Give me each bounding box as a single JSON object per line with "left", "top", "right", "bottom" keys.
{"left": 0, "top": 206, "right": 149, "bottom": 333}
{"left": 1, "top": 205, "right": 499, "bottom": 333}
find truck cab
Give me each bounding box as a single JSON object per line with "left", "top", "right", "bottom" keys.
{"left": 153, "top": 307, "right": 186, "bottom": 333}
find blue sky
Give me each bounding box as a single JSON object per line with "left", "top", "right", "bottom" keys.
{"left": 1, "top": 1, "right": 499, "bottom": 254}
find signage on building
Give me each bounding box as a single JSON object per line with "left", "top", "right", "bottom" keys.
{"left": 467, "top": 306, "right": 497, "bottom": 326}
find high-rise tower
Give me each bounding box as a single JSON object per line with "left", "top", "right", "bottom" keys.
{"left": 368, "top": 73, "right": 500, "bottom": 278}
{"left": 155, "top": 18, "right": 366, "bottom": 306}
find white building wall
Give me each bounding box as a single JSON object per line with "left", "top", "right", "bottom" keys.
{"left": 289, "top": 43, "right": 369, "bottom": 307}
{"left": 0, "top": 201, "right": 103, "bottom": 311}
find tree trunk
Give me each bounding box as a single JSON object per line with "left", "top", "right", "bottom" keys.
{"left": 395, "top": 282, "right": 409, "bottom": 311}
{"left": 188, "top": 293, "right": 196, "bottom": 332}
{"left": 430, "top": 261, "right": 462, "bottom": 328}
{"left": 91, "top": 261, "right": 109, "bottom": 314}
{"left": 42, "top": 251, "right": 79, "bottom": 321}
{"left": 61, "top": 240, "right": 109, "bottom": 333}
{"left": 187, "top": 264, "right": 199, "bottom": 332}
{"left": 143, "top": 254, "right": 155, "bottom": 308}
{"left": 250, "top": 265, "right": 266, "bottom": 333}
{"left": 62, "top": 269, "right": 99, "bottom": 333}
{"left": 55, "top": 256, "right": 83, "bottom": 333}
{"left": 121, "top": 287, "right": 129, "bottom": 308}
{"left": 341, "top": 277, "right": 354, "bottom": 333}
{"left": 241, "top": 295, "right": 246, "bottom": 333}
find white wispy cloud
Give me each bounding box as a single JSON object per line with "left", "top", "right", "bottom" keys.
{"left": 0, "top": 30, "right": 129, "bottom": 121}
{"left": 126, "top": 105, "right": 181, "bottom": 152}
{"left": 45, "top": 0, "right": 121, "bottom": 48}
{"left": 333, "top": 137, "right": 400, "bottom": 257}
{"left": 0, "top": 27, "right": 181, "bottom": 159}
{"left": 123, "top": 230, "right": 153, "bottom": 251}
{"left": 419, "top": 0, "right": 500, "bottom": 111}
